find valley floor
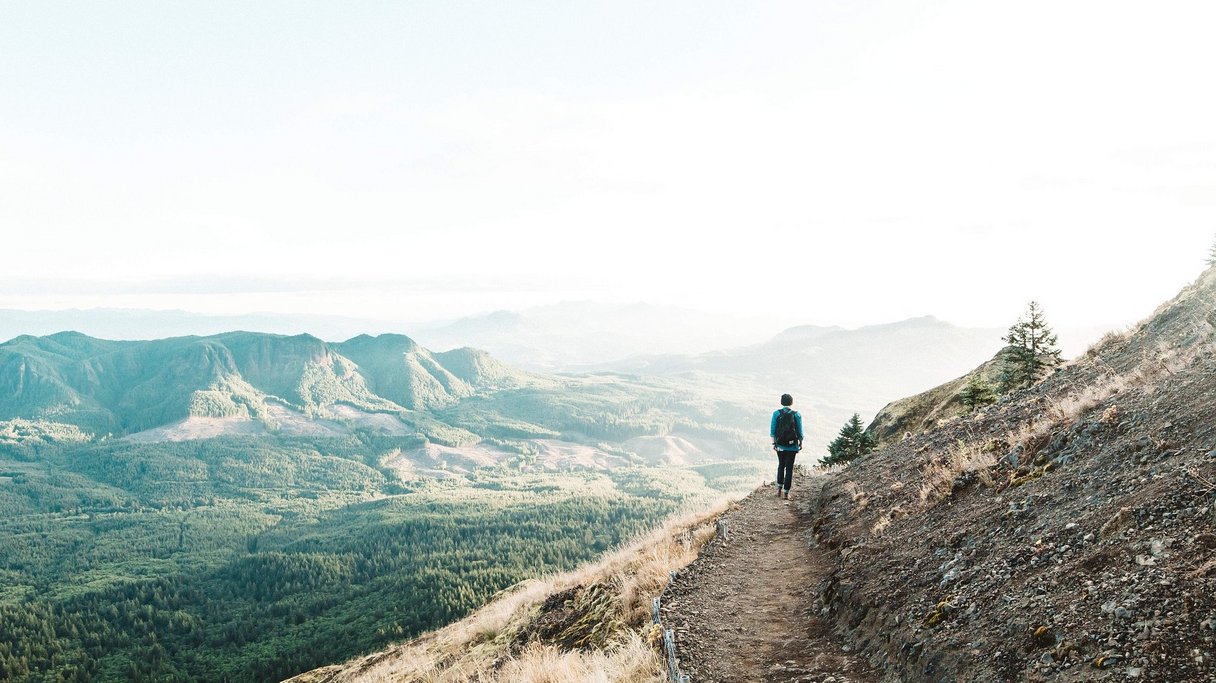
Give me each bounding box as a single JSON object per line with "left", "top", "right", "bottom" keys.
{"left": 663, "top": 472, "right": 876, "bottom": 683}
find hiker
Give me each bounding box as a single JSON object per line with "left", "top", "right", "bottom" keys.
{"left": 770, "top": 393, "right": 803, "bottom": 499}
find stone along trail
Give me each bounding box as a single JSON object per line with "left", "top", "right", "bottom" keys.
{"left": 661, "top": 473, "right": 877, "bottom": 683}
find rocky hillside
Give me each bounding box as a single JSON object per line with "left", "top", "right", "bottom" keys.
{"left": 0, "top": 331, "right": 526, "bottom": 436}
{"left": 807, "top": 266, "right": 1216, "bottom": 681}
{"left": 864, "top": 347, "right": 1014, "bottom": 447}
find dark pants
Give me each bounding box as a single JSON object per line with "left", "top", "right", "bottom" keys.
{"left": 776, "top": 450, "right": 797, "bottom": 491}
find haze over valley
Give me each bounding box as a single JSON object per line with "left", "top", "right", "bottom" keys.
{"left": 5, "top": 0, "right": 1216, "bottom": 680}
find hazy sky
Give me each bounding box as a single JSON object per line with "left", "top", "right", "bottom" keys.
{"left": 2, "top": 1, "right": 1214, "bottom": 329}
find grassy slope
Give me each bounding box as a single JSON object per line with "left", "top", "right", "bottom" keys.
{"left": 864, "top": 348, "right": 1014, "bottom": 447}
{"left": 287, "top": 497, "right": 740, "bottom": 683}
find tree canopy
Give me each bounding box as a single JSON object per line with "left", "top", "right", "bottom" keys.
{"left": 823, "top": 413, "right": 876, "bottom": 466}
{"left": 0, "top": 434, "right": 760, "bottom": 683}
{"left": 959, "top": 374, "right": 998, "bottom": 411}
{"left": 999, "top": 301, "right": 1063, "bottom": 391}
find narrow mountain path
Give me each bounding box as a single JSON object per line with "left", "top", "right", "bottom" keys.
{"left": 661, "top": 473, "right": 878, "bottom": 683}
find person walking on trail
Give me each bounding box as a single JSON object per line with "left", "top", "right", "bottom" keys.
{"left": 771, "top": 393, "right": 803, "bottom": 500}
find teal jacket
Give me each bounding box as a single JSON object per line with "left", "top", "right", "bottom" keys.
{"left": 770, "top": 408, "right": 803, "bottom": 452}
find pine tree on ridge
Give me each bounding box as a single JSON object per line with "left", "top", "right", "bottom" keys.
{"left": 999, "top": 301, "right": 1063, "bottom": 391}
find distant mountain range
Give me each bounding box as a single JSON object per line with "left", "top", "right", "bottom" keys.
{"left": 0, "top": 304, "right": 1110, "bottom": 374}
{"left": 0, "top": 330, "right": 777, "bottom": 468}
{"left": 409, "top": 302, "right": 787, "bottom": 369}
{"left": 592, "top": 316, "right": 1008, "bottom": 445}
{"left": 0, "top": 308, "right": 1110, "bottom": 453}
{"left": 0, "top": 303, "right": 787, "bottom": 371}
{"left": 0, "top": 308, "right": 408, "bottom": 344}
{"left": 0, "top": 331, "right": 525, "bottom": 438}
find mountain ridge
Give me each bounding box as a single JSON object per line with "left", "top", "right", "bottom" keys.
{"left": 0, "top": 331, "right": 527, "bottom": 438}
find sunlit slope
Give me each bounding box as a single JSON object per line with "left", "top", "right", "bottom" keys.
{"left": 0, "top": 331, "right": 771, "bottom": 465}
{"left": 0, "top": 332, "right": 530, "bottom": 436}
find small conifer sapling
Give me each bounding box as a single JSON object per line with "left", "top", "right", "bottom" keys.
{"left": 823, "top": 413, "right": 876, "bottom": 466}
{"left": 959, "top": 374, "right": 997, "bottom": 411}
{"left": 999, "top": 301, "right": 1063, "bottom": 391}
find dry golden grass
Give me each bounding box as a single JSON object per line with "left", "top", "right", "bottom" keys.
{"left": 843, "top": 481, "right": 870, "bottom": 511}
{"left": 869, "top": 504, "right": 905, "bottom": 537}
{"left": 869, "top": 288, "right": 1216, "bottom": 536}
{"left": 289, "top": 497, "right": 737, "bottom": 683}
{"left": 915, "top": 440, "right": 999, "bottom": 509}
{"left": 913, "top": 333, "right": 1214, "bottom": 511}
{"left": 492, "top": 633, "right": 664, "bottom": 683}
{"left": 816, "top": 462, "right": 850, "bottom": 475}
{"left": 1085, "top": 327, "right": 1132, "bottom": 357}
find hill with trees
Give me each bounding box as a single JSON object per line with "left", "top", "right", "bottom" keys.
{"left": 865, "top": 302, "right": 1066, "bottom": 448}
{"left": 0, "top": 331, "right": 772, "bottom": 460}
{"left": 0, "top": 332, "right": 519, "bottom": 434}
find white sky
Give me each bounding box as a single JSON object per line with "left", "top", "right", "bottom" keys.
{"left": 2, "top": 0, "right": 1214, "bottom": 330}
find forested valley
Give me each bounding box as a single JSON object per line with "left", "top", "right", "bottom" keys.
{"left": 0, "top": 433, "right": 762, "bottom": 682}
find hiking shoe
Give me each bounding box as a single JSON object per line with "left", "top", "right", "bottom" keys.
{"left": 783, "top": 490, "right": 790, "bottom": 500}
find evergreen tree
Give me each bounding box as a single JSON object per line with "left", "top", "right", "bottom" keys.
{"left": 958, "top": 374, "right": 997, "bottom": 411}
{"left": 999, "top": 301, "right": 1063, "bottom": 391}
{"left": 1208, "top": 234, "right": 1216, "bottom": 267}
{"left": 823, "top": 413, "right": 876, "bottom": 466}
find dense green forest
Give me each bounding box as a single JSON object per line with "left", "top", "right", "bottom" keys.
{"left": 0, "top": 433, "right": 763, "bottom": 682}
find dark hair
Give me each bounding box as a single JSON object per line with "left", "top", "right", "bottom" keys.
{"left": 780, "top": 393, "right": 793, "bottom": 406}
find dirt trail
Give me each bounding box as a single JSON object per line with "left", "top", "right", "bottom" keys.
{"left": 661, "top": 472, "right": 877, "bottom": 683}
